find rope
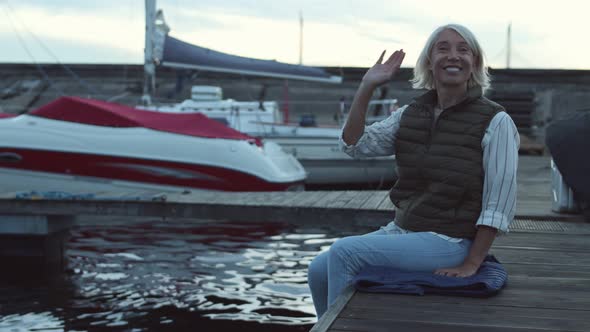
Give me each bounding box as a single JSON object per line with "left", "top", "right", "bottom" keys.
{"left": 2, "top": 1, "right": 99, "bottom": 96}
{"left": 1, "top": 3, "right": 64, "bottom": 96}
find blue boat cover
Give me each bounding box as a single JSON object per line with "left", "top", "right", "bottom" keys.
{"left": 353, "top": 255, "right": 507, "bottom": 297}
{"left": 161, "top": 35, "right": 340, "bottom": 83}
{"left": 546, "top": 110, "right": 590, "bottom": 220}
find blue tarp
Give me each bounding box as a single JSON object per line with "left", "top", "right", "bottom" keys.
{"left": 161, "top": 35, "right": 341, "bottom": 83}
{"left": 353, "top": 255, "right": 508, "bottom": 298}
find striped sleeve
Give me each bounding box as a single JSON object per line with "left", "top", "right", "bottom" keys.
{"left": 476, "top": 112, "right": 520, "bottom": 233}
{"left": 339, "top": 105, "right": 408, "bottom": 158}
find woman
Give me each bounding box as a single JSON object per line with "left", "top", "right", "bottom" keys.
{"left": 307, "top": 23, "right": 520, "bottom": 319}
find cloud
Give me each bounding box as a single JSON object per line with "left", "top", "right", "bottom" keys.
{"left": 0, "top": 0, "right": 589, "bottom": 68}
{"left": 0, "top": 32, "right": 137, "bottom": 63}
{"left": 0, "top": 3, "right": 143, "bottom": 63}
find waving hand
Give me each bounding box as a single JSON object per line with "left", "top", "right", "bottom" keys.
{"left": 362, "top": 49, "right": 406, "bottom": 89}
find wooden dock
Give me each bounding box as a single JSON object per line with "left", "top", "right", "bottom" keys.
{"left": 310, "top": 156, "right": 590, "bottom": 332}
{"left": 311, "top": 220, "right": 590, "bottom": 332}
{"left": 0, "top": 156, "right": 581, "bottom": 225}
{"left": 1, "top": 156, "right": 589, "bottom": 330}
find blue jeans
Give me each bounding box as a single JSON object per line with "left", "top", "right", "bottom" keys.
{"left": 307, "top": 222, "right": 472, "bottom": 318}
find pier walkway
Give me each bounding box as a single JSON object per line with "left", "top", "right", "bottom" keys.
{"left": 0, "top": 156, "right": 579, "bottom": 225}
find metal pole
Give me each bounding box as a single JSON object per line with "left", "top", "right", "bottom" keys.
{"left": 299, "top": 11, "right": 303, "bottom": 65}
{"left": 283, "top": 80, "right": 290, "bottom": 124}
{"left": 142, "top": 0, "right": 156, "bottom": 105}
{"left": 506, "top": 22, "right": 512, "bottom": 69}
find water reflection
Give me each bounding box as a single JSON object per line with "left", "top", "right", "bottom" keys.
{"left": 0, "top": 218, "right": 358, "bottom": 331}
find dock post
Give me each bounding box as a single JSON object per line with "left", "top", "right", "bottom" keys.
{"left": 0, "top": 215, "right": 74, "bottom": 279}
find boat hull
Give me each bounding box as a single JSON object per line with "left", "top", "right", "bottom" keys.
{"left": 262, "top": 135, "right": 397, "bottom": 186}
{"left": 0, "top": 115, "right": 306, "bottom": 193}
{"left": 0, "top": 148, "right": 304, "bottom": 193}
{"left": 299, "top": 158, "right": 396, "bottom": 186}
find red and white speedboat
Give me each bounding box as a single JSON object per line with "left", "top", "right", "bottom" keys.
{"left": 0, "top": 97, "right": 306, "bottom": 194}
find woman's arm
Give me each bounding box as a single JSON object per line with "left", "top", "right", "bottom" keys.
{"left": 339, "top": 105, "right": 407, "bottom": 158}
{"left": 435, "top": 225, "right": 497, "bottom": 277}
{"left": 342, "top": 49, "right": 405, "bottom": 146}
{"left": 342, "top": 82, "right": 376, "bottom": 146}
{"left": 435, "top": 112, "right": 520, "bottom": 277}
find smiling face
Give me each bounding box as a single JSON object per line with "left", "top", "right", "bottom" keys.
{"left": 429, "top": 28, "right": 476, "bottom": 90}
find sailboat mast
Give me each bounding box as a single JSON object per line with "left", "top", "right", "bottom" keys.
{"left": 299, "top": 11, "right": 303, "bottom": 65}
{"left": 143, "top": 0, "right": 156, "bottom": 105}
{"left": 506, "top": 22, "right": 512, "bottom": 69}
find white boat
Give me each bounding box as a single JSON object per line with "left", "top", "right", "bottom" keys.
{"left": 0, "top": 96, "right": 306, "bottom": 194}
{"left": 139, "top": 1, "right": 398, "bottom": 187}
{"left": 144, "top": 86, "right": 399, "bottom": 186}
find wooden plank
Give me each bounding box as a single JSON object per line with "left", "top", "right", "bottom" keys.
{"left": 212, "top": 191, "right": 249, "bottom": 204}
{"left": 330, "top": 318, "right": 570, "bottom": 332}
{"left": 289, "top": 191, "right": 332, "bottom": 208}
{"left": 311, "top": 191, "right": 347, "bottom": 208}
{"left": 339, "top": 306, "right": 590, "bottom": 331}
{"left": 490, "top": 248, "right": 590, "bottom": 266}
{"left": 502, "top": 275, "right": 590, "bottom": 291}
{"left": 232, "top": 192, "right": 277, "bottom": 206}
{"left": 517, "top": 188, "right": 551, "bottom": 197}
{"left": 334, "top": 307, "right": 589, "bottom": 331}
{"left": 350, "top": 288, "right": 590, "bottom": 311}
{"left": 329, "top": 191, "right": 362, "bottom": 209}
{"left": 342, "top": 191, "right": 377, "bottom": 210}
{"left": 504, "top": 263, "right": 590, "bottom": 278}
{"left": 493, "top": 232, "right": 590, "bottom": 251}
{"left": 344, "top": 298, "right": 590, "bottom": 322}
{"left": 213, "top": 191, "right": 294, "bottom": 207}
{"left": 376, "top": 196, "right": 394, "bottom": 211}
{"left": 250, "top": 191, "right": 300, "bottom": 207}
{"left": 276, "top": 191, "right": 313, "bottom": 207}
{"left": 310, "top": 286, "right": 355, "bottom": 332}
{"left": 342, "top": 288, "right": 590, "bottom": 331}
{"left": 358, "top": 191, "right": 388, "bottom": 210}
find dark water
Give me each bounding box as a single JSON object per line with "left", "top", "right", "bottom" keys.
{"left": 0, "top": 218, "right": 361, "bottom": 331}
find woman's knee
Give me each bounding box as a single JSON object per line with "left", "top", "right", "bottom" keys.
{"left": 308, "top": 251, "right": 328, "bottom": 283}
{"left": 329, "top": 236, "right": 362, "bottom": 261}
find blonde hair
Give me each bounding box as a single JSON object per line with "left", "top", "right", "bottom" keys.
{"left": 411, "top": 24, "right": 490, "bottom": 93}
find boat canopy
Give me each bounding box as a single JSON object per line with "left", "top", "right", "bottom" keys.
{"left": 29, "top": 96, "right": 261, "bottom": 143}
{"left": 0, "top": 113, "right": 16, "bottom": 118}
{"left": 160, "top": 35, "right": 342, "bottom": 84}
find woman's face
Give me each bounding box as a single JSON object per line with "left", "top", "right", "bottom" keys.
{"left": 429, "top": 29, "right": 475, "bottom": 90}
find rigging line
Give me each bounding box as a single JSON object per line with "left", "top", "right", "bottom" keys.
{"left": 0, "top": 4, "right": 64, "bottom": 97}
{"left": 489, "top": 47, "right": 506, "bottom": 67}
{"left": 511, "top": 49, "right": 533, "bottom": 68}
{"left": 3, "top": 1, "right": 99, "bottom": 96}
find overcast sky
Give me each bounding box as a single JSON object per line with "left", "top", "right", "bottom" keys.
{"left": 0, "top": 0, "right": 588, "bottom": 69}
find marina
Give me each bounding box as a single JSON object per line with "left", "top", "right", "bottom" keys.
{"left": 1, "top": 2, "right": 590, "bottom": 330}
{"left": 1, "top": 156, "right": 588, "bottom": 330}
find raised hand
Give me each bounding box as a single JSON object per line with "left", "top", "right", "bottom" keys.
{"left": 362, "top": 49, "right": 406, "bottom": 89}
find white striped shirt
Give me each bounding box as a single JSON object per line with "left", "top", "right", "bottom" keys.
{"left": 340, "top": 105, "right": 520, "bottom": 235}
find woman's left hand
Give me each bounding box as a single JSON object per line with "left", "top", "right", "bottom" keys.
{"left": 434, "top": 262, "right": 480, "bottom": 278}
